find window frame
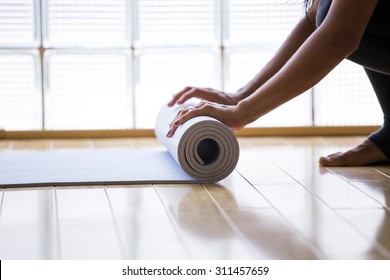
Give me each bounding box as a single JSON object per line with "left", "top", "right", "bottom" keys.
{"left": 0, "top": 0, "right": 381, "bottom": 135}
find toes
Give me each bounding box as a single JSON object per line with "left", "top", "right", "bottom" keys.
{"left": 319, "top": 140, "right": 389, "bottom": 166}
{"left": 319, "top": 156, "right": 330, "bottom": 166}
{"left": 319, "top": 157, "right": 329, "bottom": 166}
{"left": 319, "top": 152, "right": 347, "bottom": 166}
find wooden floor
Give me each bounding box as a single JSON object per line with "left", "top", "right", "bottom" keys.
{"left": 0, "top": 136, "right": 389, "bottom": 260}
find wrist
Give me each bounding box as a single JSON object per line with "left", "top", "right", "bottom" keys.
{"left": 233, "top": 99, "right": 255, "bottom": 128}
{"left": 229, "top": 93, "right": 242, "bottom": 105}
{"left": 232, "top": 89, "right": 250, "bottom": 104}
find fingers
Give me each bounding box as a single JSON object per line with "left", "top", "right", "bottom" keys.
{"left": 167, "top": 104, "right": 207, "bottom": 137}
{"left": 168, "top": 87, "right": 194, "bottom": 107}
{"left": 167, "top": 104, "right": 188, "bottom": 126}
{"left": 168, "top": 87, "right": 222, "bottom": 107}
{"left": 176, "top": 89, "right": 198, "bottom": 105}
{"left": 166, "top": 102, "right": 241, "bottom": 138}
{"left": 168, "top": 105, "right": 193, "bottom": 125}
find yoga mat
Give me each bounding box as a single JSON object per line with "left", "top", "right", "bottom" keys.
{"left": 0, "top": 104, "right": 239, "bottom": 187}
{"left": 155, "top": 104, "right": 239, "bottom": 183}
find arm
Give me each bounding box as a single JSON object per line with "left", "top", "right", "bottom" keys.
{"left": 167, "top": 0, "right": 378, "bottom": 137}
{"left": 235, "top": 2, "right": 318, "bottom": 100}
{"left": 235, "top": 0, "right": 379, "bottom": 126}
{"left": 168, "top": 1, "right": 318, "bottom": 107}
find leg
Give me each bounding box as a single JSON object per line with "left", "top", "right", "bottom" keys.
{"left": 320, "top": 69, "right": 390, "bottom": 166}
{"left": 366, "top": 69, "right": 390, "bottom": 159}
{"left": 316, "top": 0, "right": 390, "bottom": 166}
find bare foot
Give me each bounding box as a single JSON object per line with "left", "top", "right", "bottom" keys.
{"left": 319, "top": 139, "right": 389, "bottom": 166}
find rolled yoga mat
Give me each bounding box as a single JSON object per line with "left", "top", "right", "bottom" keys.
{"left": 155, "top": 104, "right": 240, "bottom": 183}
{"left": 0, "top": 104, "right": 239, "bottom": 187}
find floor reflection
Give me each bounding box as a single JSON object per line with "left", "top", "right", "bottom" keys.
{"left": 174, "top": 185, "right": 319, "bottom": 259}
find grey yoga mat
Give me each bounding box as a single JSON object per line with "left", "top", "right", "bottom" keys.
{"left": 0, "top": 104, "right": 240, "bottom": 187}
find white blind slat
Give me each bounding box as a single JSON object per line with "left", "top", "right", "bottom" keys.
{"left": 137, "top": 0, "right": 215, "bottom": 46}
{"left": 135, "top": 51, "right": 217, "bottom": 128}
{"left": 45, "top": 52, "right": 132, "bottom": 130}
{"left": 227, "top": 0, "right": 303, "bottom": 44}
{"left": 315, "top": 61, "right": 381, "bottom": 126}
{"left": 44, "top": 0, "right": 129, "bottom": 47}
{"left": 0, "top": 0, "right": 381, "bottom": 130}
{"left": 0, "top": 0, "right": 37, "bottom": 46}
{"left": 0, "top": 53, "right": 41, "bottom": 130}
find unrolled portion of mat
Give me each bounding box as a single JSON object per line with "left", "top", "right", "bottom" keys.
{"left": 0, "top": 149, "right": 195, "bottom": 187}
{"left": 0, "top": 104, "right": 239, "bottom": 187}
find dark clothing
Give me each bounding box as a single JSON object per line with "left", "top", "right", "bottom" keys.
{"left": 316, "top": 0, "right": 390, "bottom": 159}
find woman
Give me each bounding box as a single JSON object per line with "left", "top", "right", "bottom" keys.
{"left": 167, "top": 0, "right": 390, "bottom": 166}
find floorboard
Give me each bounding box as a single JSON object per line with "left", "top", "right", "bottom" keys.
{"left": 0, "top": 136, "right": 389, "bottom": 259}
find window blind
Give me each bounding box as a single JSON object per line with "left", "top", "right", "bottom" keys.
{"left": 45, "top": 52, "right": 132, "bottom": 129}
{"left": 0, "top": 0, "right": 382, "bottom": 131}
{"left": 0, "top": 52, "right": 41, "bottom": 130}
{"left": 136, "top": 0, "right": 215, "bottom": 46}
{"left": 315, "top": 61, "right": 381, "bottom": 126}
{"left": 43, "top": 0, "right": 129, "bottom": 47}
{"left": 135, "top": 50, "right": 218, "bottom": 128}
{"left": 0, "top": 0, "right": 38, "bottom": 47}
{"left": 226, "top": 0, "right": 303, "bottom": 45}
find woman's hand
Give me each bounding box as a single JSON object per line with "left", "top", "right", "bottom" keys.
{"left": 167, "top": 87, "right": 239, "bottom": 107}
{"left": 166, "top": 101, "right": 245, "bottom": 137}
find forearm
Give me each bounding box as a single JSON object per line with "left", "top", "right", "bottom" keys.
{"left": 235, "top": 0, "right": 379, "bottom": 125}
{"left": 236, "top": 27, "right": 359, "bottom": 126}
{"left": 235, "top": 16, "right": 317, "bottom": 101}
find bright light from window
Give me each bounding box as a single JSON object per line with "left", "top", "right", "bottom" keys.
{"left": 227, "top": 0, "right": 303, "bottom": 44}
{"left": 0, "top": 0, "right": 38, "bottom": 47}
{"left": 136, "top": 0, "right": 215, "bottom": 46}
{"left": 45, "top": 52, "right": 132, "bottom": 130}
{"left": 0, "top": 52, "right": 41, "bottom": 130}
{"left": 135, "top": 50, "right": 218, "bottom": 128}
{"left": 43, "top": 0, "right": 130, "bottom": 47}
{"left": 0, "top": 0, "right": 381, "bottom": 131}
{"left": 315, "top": 60, "right": 382, "bottom": 126}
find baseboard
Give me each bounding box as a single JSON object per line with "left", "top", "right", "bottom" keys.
{"left": 0, "top": 126, "right": 380, "bottom": 139}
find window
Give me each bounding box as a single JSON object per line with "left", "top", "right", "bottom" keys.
{"left": 0, "top": 0, "right": 381, "bottom": 131}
